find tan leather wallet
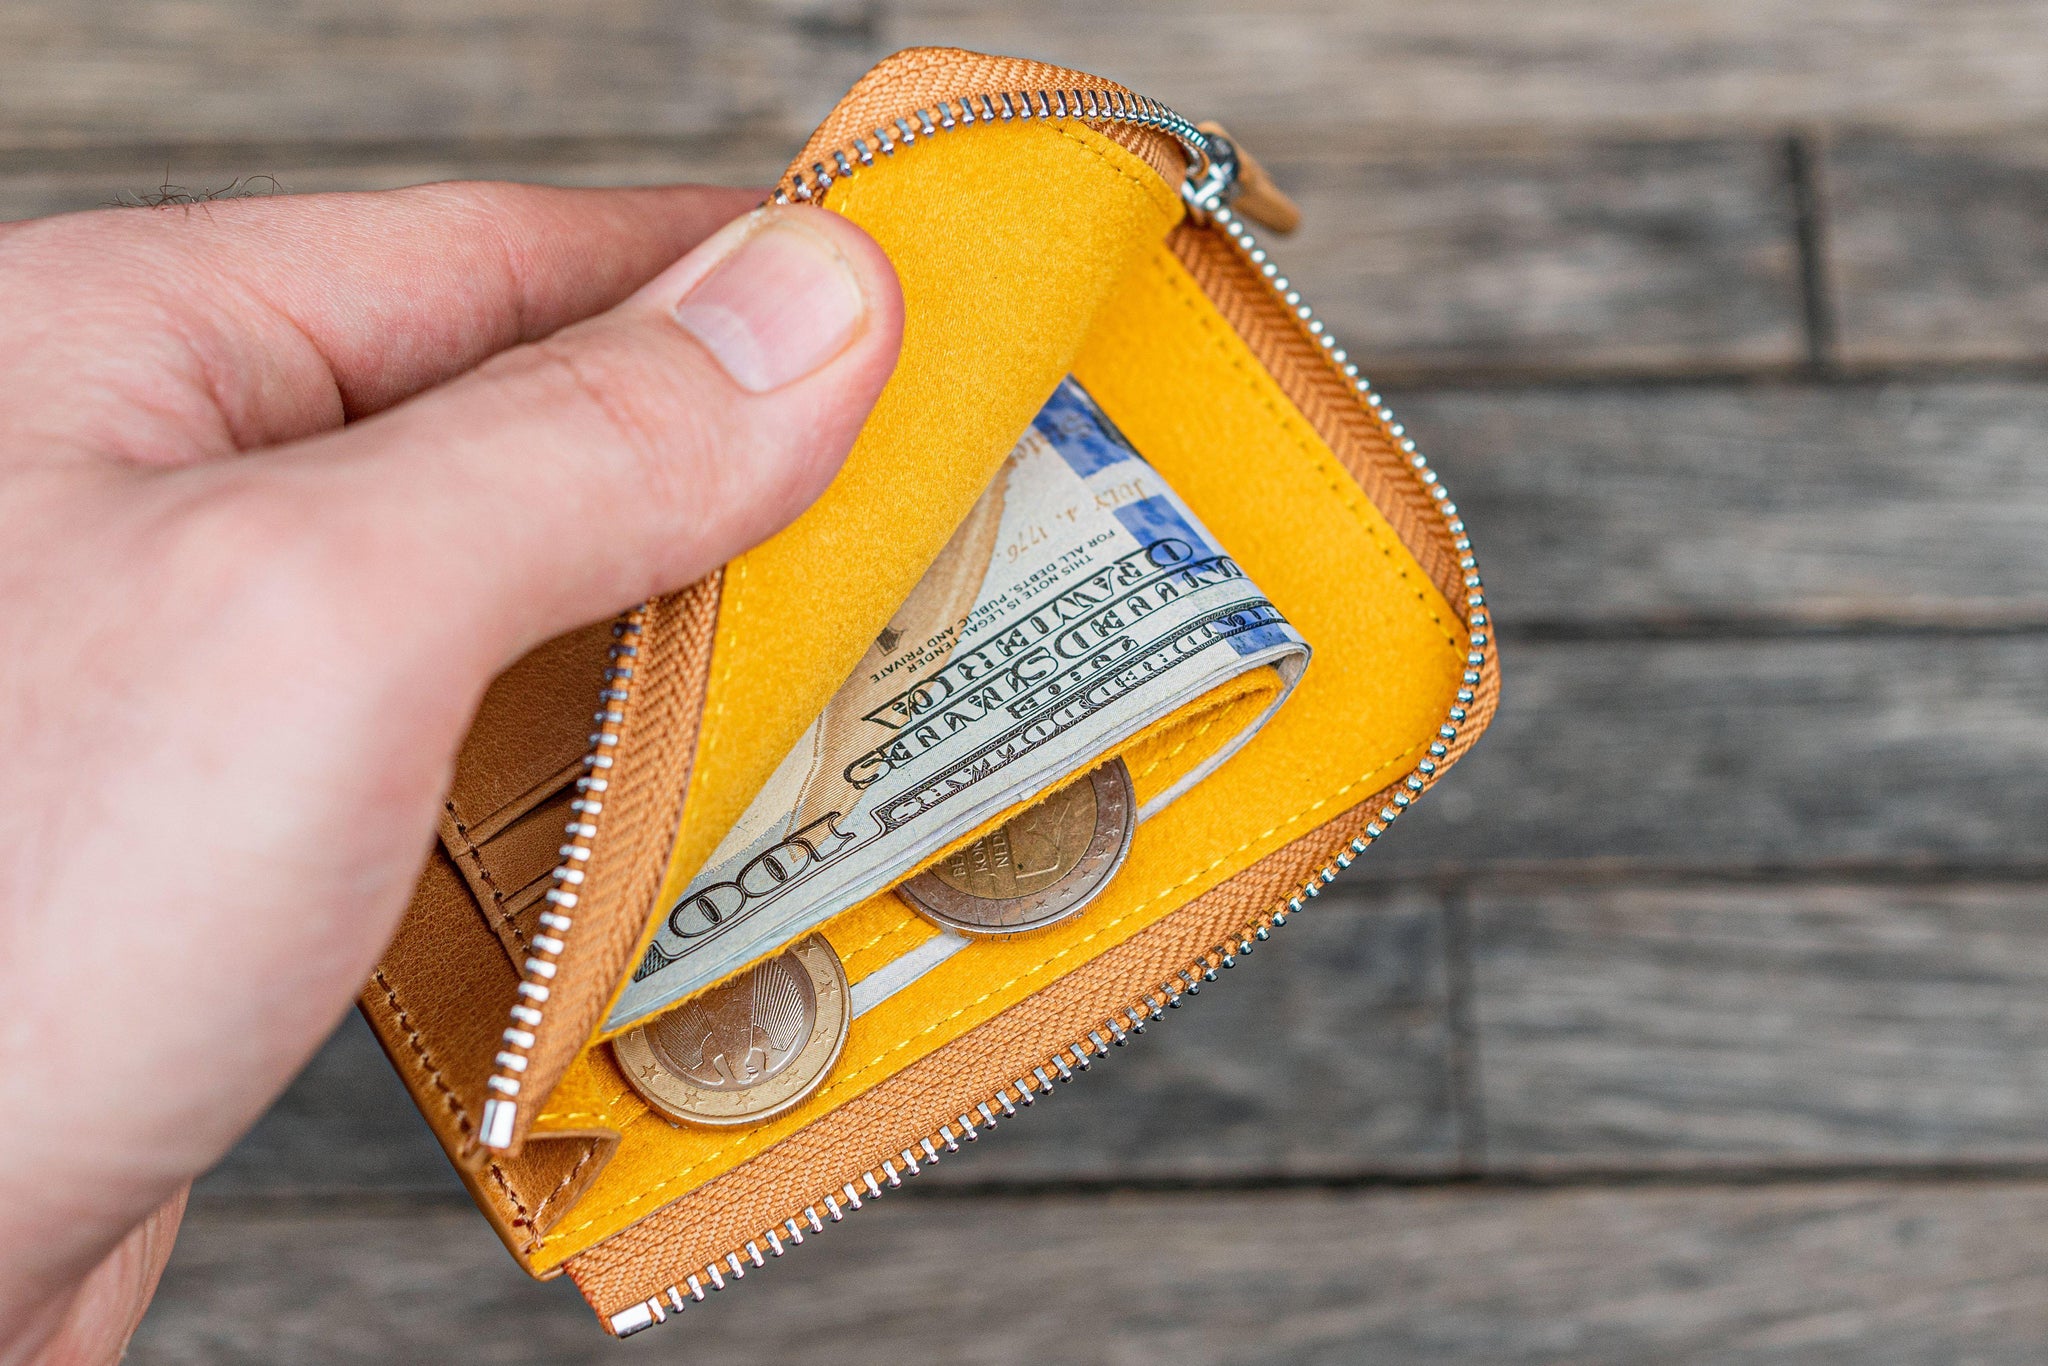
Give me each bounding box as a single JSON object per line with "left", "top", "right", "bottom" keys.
{"left": 361, "top": 46, "right": 1499, "bottom": 1336}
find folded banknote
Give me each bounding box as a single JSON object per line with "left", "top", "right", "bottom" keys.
{"left": 607, "top": 378, "right": 1310, "bottom": 1033}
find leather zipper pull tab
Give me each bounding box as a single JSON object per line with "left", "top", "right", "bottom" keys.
{"left": 1197, "top": 121, "right": 1301, "bottom": 235}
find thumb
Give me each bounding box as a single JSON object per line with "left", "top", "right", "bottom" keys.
{"left": 244, "top": 203, "right": 903, "bottom": 669}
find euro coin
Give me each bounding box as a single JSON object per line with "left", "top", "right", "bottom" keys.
{"left": 899, "top": 758, "right": 1134, "bottom": 937}
{"left": 612, "top": 935, "right": 847, "bottom": 1127}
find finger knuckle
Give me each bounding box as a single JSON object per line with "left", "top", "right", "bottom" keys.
{"left": 513, "top": 331, "right": 729, "bottom": 517}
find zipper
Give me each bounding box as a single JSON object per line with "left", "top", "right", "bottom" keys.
{"left": 773, "top": 88, "right": 1218, "bottom": 211}
{"left": 477, "top": 611, "right": 645, "bottom": 1152}
{"left": 477, "top": 84, "right": 1291, "bottom": 1155}
{"left": 595, "top": 87, "right": 1494, "bottom": 1339}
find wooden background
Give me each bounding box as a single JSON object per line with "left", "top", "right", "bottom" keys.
{"left": 11, "top": 2, "right": 2048, "bottom": 1360}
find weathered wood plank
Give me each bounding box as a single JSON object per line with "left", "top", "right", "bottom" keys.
{"left": 200, "top": 633, "right": 2048, "bottom": 1193}
{"left": 1824, "top": 134, "right": 2048, "bottom": 367}
{"left": 139, "top": 1181, "right": 2048, "bottom": 1363}
{"left": 14, "top": 1, "right": 2048, "bottom": 148}
{"left": 205, "top": 879, "right": 2048, "bottom": 1197}
{"left": 1472, "top": 880, "right": 2048, "bottom": 1166}
{"left": 1259, "top": 137, "right": 1804, "bottom": 379}
{"left": 0, "top": 2, "right": 878, "bottom": 148}
{"left": 1366, "top": 634, "right": 2048, "bottom": 878}
{"left": 920, "top": 886, "right": 1457, "bottom": 1182}
{"left": 1, "top": 135, "right": 1804, "bottom": 379}
{"left": 1394, "top": 380, "right": 2048, "bottom": 627}
{"left": 199, "top": 889, "right": 1456, "bottom": 1195}
{"left": 890, "top": 0, "right": 2048, "bottom": 137}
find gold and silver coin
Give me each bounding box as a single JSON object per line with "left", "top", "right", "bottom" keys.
{"left": 898, "top": 758, "right": 1135, "bottom": 937}
{"left": 612, "top": 934, "right": 847, "bottom": 1127}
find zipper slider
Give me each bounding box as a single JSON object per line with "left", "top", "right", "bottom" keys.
{"left": 1187, "top": 121, "right": 1301, "bottom": 235}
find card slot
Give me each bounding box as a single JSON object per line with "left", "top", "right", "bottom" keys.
{"left": 522, "top": 234, "right": 1469, "bottom": 1272}
{"left": 442, "top": 782, "right": 584, "bottom": 965}
{"left": 444, "top": 618, "right": 615, "bottom": 840}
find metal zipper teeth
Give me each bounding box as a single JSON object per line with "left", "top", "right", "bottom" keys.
{"left": 606, "top": 117, "right": 1493, "bottom": 1342}
{"left": 602, "top": 945, "right": 1268, "bottom": 1338}
{"left": 770, "top": 87, "right": 1219, "bottom": 208}
{"left": 484, "top": 88, "right": 1208, "bottom": 1154}
{"left": 478, "top": 610, "right": 645, "bottom": 1152}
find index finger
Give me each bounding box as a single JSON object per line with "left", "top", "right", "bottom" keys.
{"left": 0, "top": 181, "right": 761, "bottom": 462}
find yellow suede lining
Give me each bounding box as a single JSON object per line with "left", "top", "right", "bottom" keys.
{"left": 587, "top": 665, "right": 1276, "bottom": 1044}
{"left": 639, "top": 117, "right": 1185, "bottom": 991}
{"left": 880, "top": 665, "right": 1281, "bottom": 902}
{"left": 525, "top": 215, "right": 1466, "bottom": 1270}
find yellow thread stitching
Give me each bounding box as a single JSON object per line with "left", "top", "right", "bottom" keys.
{"left": 1139, "top": 248, "right": 1461, "bottom": 654}
{"left": 555, "top": 730, "right": 1430, "bottom": 1242}
{"left": 696, "top": 556, "right": 745, "bottom": 853}
{"left": 835, "top": 912, "right": 926, "bottom": 973}
{"left": 557, "top": 215, "right": 1467, "bottom": 1245}
{"left": 1131, "top": 712, "right": 1227, "bottom": 785}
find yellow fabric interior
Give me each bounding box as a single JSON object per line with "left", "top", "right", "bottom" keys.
{"left": 585, "top": 662, "right": 1280, "bottom": 1050}
{"left": 877, "top": 665, "right": 1282, "bottom": 901}
{"left": 628, "top": 118, "right": 1186, "bottom": 1039}
{"left": 525, "top": 185, "right": 1467, "bottom": 1269}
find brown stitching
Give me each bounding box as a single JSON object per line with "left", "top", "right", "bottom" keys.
{"left": 553, "top": 730, "right": 1432, "bottom": 1241}
{"left": 443, "top": 800, "right": 533, "bottom": 953}
{"left": 531, "top": 1143, "right": 601, "bottom": 1232}
{"left": 553, "top": 242, "right": 1467, "bottom": 1241}
{"left": 369, "top": 968, "right": 538, "bottom": 1234}
{"left": 443, "top": 802, "right": 507, "bottom": 903}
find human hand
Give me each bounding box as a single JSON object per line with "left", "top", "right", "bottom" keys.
{"left": 0, "top": 182, "right": 903, "bottom": 1362}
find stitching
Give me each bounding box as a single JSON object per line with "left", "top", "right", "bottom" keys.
{"left": 1132, "top": 710, "right": 1226, "bottom": 785}
{"left": 802, "top": 741, "right": 1429, "bottom": 1107}
{"left": 443, "top": 802, "right": 506, "bottom": 903}
{"left": 535, "top": 1110, "right": 614, "bottom": 1126}
{"left": 840, "top": 917, "right": 927, "bottom": 980}
{"left": 558, "top": 209, "right": 1469, "bottom": 1241}
{"left": 554, "top": 730, "right": 1430, "bottom": 1242}
{"left": 838, "top": 683, "right": 1251, "bottom": 986}
{"left": 369, "top": 968, "right": 537, "bottom": 1231}
{"left": 1141, "top": 248, "right": 1461, "bottom": 654}
{"left": 1047, "top": 122, "right": 1184, "bottom": 214}
{"left": 531, "top": 1143, "right": 601, "bottom": 1227}
{"left": 685, "top": 558, "right": 744, "bottom": 893}
{"left": 442, "top": 801, "right": 533, "bottom": 953}
{"left": 836, "top": 914, "right": 923, "bottom": 967}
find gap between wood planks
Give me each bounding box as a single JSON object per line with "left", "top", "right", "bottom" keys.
{"left": 184, "top": 1159, "right": 2048, "bottom": 1216}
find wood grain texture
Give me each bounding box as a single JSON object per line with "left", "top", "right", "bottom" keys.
{"left": 888, "top": 0, "right": 2048, "bottom": 136}
{"left": 861, "top": 887, "right": 1457, "bottom": 1183}
{"left": 1365, "top": 634, "right": 2048, "bottom": 878}
{"left": 1259, "top": 136, "right": 1803, "bottom": 379}
{"left": 1, "top": 135, "right": 1805, "bottom": 380}
{"left": 20, "top": 2, "right": 2048, "bottom": 1355}
{"left": 0, "top": 1, "right": 880, "bottom": 148}
{"left": 197, "top": 890, "right": 1456, "bottom": 1195}
{"left": 1472, "top": 880, "right": 2048, "bottom": 1166}
{"left": 12, "top": 3, "right": 2048, "bottom": 151}
{"left": 137, "top": 1182, "right": 2048, "bottom": 1364}
{"left": 1393, "top": 380, "right": 2048, "bottom": 627}
{"left": 1824, "top": 134, "right": 2048, "bottom": 367}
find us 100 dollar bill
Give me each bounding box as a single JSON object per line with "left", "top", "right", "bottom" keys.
{"left": 606, "top": 378, "right": 1310, "bottom": 1034}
